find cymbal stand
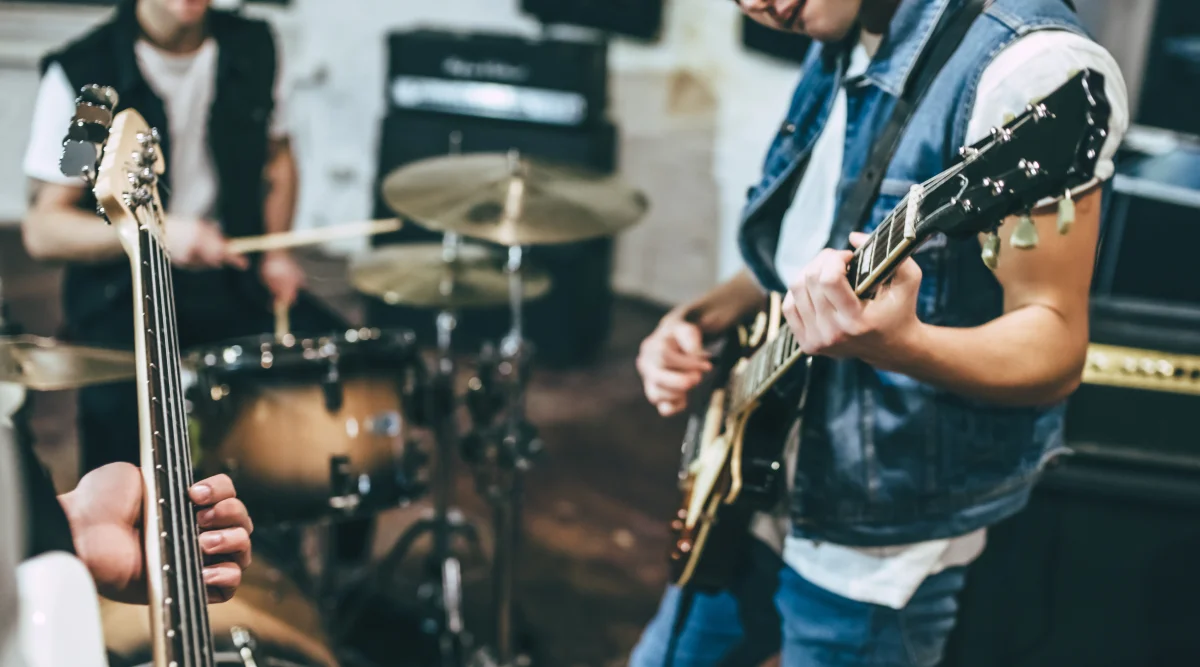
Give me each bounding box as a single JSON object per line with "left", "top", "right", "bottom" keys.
{"left": 333, "top": 233, "right": 482, "bottom": 667}
{"left": 465, "top": 244, "right": 543, "bottom": 667}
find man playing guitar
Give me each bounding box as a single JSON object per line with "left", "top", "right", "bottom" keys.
{"left": 633, "top": 0, "right": 1128, "bottom": 665}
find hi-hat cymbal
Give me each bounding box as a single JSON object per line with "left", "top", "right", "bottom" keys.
{"left": 349, "top": 243, "right": 552, "bottom": 309}
{"left": 380, "top": 152, "right": 648, "bottom": 246}
{"left": 0, "top": 335, "right": 136, "bottom": 390}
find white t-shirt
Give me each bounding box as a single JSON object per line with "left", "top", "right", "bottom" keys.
{"left": 754, "top": 29, "right": 1129, "bottom": 610}
{"left": 23, "top": 36, "right": 288, "bottom": 222}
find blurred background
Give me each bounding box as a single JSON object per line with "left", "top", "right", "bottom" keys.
{"left": 3, "top": 0, "right": 1200, "bottom": 666}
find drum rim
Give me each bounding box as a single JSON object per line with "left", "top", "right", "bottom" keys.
{"left": 186, "top": 327, "right": 416, "bottom": 373}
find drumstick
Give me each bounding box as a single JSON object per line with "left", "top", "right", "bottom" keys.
{"left": 227, "top": 219, "right": 403, "bottom": 254}
{"left": 274, "top": 299, "right": 289, "bottom": 342}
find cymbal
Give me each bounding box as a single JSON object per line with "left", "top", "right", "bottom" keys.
{"left": 349, "top": 243, "right": 552, "bottom": 309}
{"left": 380, "top": 152, "right": 648, "bottom": 246}
{"left": 0, "top": 335, "right": 136, "bottom": 390}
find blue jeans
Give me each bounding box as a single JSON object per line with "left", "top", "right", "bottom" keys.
{"left": 629, "top": 541, "right": 967, "bottom": 667}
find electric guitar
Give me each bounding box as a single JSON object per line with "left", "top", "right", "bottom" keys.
{"left": 66, "top": 85, "right": 225, "bottom": 667}
{"left": 669, "top": 69, "right": 1113, "bottom": 589}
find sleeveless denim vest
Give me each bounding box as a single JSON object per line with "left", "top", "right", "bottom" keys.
{"left": 737, "top": 0, "right": 1089, "bottom": 546}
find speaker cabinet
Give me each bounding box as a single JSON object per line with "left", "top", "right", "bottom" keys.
{"left": 942, "top": 455, "right": 1200, "bottom": 667}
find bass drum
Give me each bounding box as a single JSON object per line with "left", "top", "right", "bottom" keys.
{"left": 184, "top": 328, "right": 428, "bottom": 523}
{"left": 99, "top": 553, "right": 339, "bottom": 667}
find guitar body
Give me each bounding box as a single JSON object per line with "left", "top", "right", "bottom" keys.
{"left": 668, "top": 302, "right": 805, "bottom": 590}
{"left": 16, "top": 552, "right": 109, "bottom": 667}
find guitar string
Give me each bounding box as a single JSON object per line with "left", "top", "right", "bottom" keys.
{"left": 152, "top": 228, "right": 214, "bottom": 666}
{"left": 147, "top": 224, "right": 203, "bottom": 667}
{"left": 140, "top": 217, "right": 195, "bottom": 667}
{"left": 143, "top": 212, "right": 210, "bottom": 666}
{"left": 756, "top": 106, "right": 1056, "bottom": 399}
{"left": 153, "top": 227, "right": 216, "bottom": 666}
{"left": 732, "top": 140, "right": 992, "bottom": 409}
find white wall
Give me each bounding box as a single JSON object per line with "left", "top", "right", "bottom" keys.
{"left": 0, "top": 0, "right": 802, "bottom": 307}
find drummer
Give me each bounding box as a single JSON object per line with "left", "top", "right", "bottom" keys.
{"left": 21, "top": 0, "right": 344, "bottom": 477}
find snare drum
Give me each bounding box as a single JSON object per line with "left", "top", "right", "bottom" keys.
{"left": 185, "top": 328, "right": 428, "bottom": 523}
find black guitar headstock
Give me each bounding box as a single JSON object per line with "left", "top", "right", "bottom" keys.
{"left": 921, "top": 68, "right": 1111, "bottom": 241}
{"left": 849, "top": 69, "right": 1112, "bottom": 294}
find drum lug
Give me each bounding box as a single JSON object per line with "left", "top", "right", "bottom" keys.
{"left": 322, "top": 363, "right": 343, "bottom": 413}
{"left": 329, "top": 455, "right": 362, "bottom": 512}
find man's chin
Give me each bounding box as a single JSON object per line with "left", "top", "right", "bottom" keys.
{"left": 746, "top": 13, "right": 808, "bottom": 37}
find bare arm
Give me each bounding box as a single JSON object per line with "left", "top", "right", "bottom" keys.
{"left": 673, "top": 268, "right": 768, "bottom": 336}
{"left": 262, "top": 138, "right": 297, "bottom": 236}
{"left": 257, "top": 138, "right": 307, "bottom": 307}
{"left": 867, "top": 188, "right": 1101, "bottom": 405}
{"left": 22, "top": 179, "right": 123, "bottom": 263}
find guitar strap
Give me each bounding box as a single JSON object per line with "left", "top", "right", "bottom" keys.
{"left": 826, "top": 0, "right": 991, "bottom": 251}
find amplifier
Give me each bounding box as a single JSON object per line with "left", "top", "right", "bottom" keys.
{"left": 1095, "top": 127, "right": 1200, "bottom": 307}
{"left": 386, "top": 29, "right": 608, "bottom": 127}
{"left": 942, "top": 454, "right": 1200, "bottom": 667}
{"left": 368, "top": 109, "right": 618, "bottom": 368}
{"left": 1064, "top": 296, "right": 1200, "bottom": 469}
{"left": 520, "top": 0, "right": 663, "bottom": 40}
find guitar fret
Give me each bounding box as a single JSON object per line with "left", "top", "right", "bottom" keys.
{"left": 882, "top": 217, "right": 901, "bottom": 271}
{"left": 871, "top": 221, "right": 890, "bottom": 273}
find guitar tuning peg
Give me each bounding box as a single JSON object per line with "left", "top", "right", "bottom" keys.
{"left": 78, "top": 84, "right": 118, "bottom": 110}
{"left": 981, "top": 231, "right": 1001, "bottom": 270}
{"left": 1056, "top": 189, "right": 1075, "bottom": 235}
{"left": 139, "top": 127, "right": 161, "bottom": 147}
{"left": 1010, "top": 212, "right": 1039, "bottom": 249}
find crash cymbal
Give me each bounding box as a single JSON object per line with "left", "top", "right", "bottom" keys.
{"left": 380, "top": 152, "right": 648, "bottom": 246}
{"left": 349, "top": 243, "right": 552, "bottom": 309}
{"left": 0, "top": 335, "right": 136, "bottom": 390}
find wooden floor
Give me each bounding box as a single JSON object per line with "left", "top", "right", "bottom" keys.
{"left": 0, "top": 227, "right": 687, "bottom": 667}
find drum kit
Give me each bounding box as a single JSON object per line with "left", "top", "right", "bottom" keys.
{"left": 1, "top": 148, "right": 648, "bottom": 667}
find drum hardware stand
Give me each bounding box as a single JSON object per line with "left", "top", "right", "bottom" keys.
{"left": 332, "top": 232, "right": 483, "bottom": 667}
{"left": 464, "top": 241, "right": 543, "bottom": 667}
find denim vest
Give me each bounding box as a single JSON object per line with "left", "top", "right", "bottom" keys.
{"left": 737, "top": 0, "right": 1088, "bottom": 546}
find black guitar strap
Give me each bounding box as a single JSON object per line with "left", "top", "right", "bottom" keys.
{"left": 826, "top": 0, "right": 991, "bottom": 250}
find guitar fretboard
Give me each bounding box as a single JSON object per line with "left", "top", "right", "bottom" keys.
{"left": 136, "top": 218, "right": 214, "bottom": 667}
{"left": 727, "top": 186, "right": 925, "bottom": 413}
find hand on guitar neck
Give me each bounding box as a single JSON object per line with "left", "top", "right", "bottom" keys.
{"left": 58, "top": 463, "right": 252, "bottom": 604}
{"left": 781, "top": 230, "right": 923, "bottom": 365}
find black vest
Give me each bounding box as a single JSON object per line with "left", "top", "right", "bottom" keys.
{"left": 42, "top": 0, "right": 276, "bottom": 345}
